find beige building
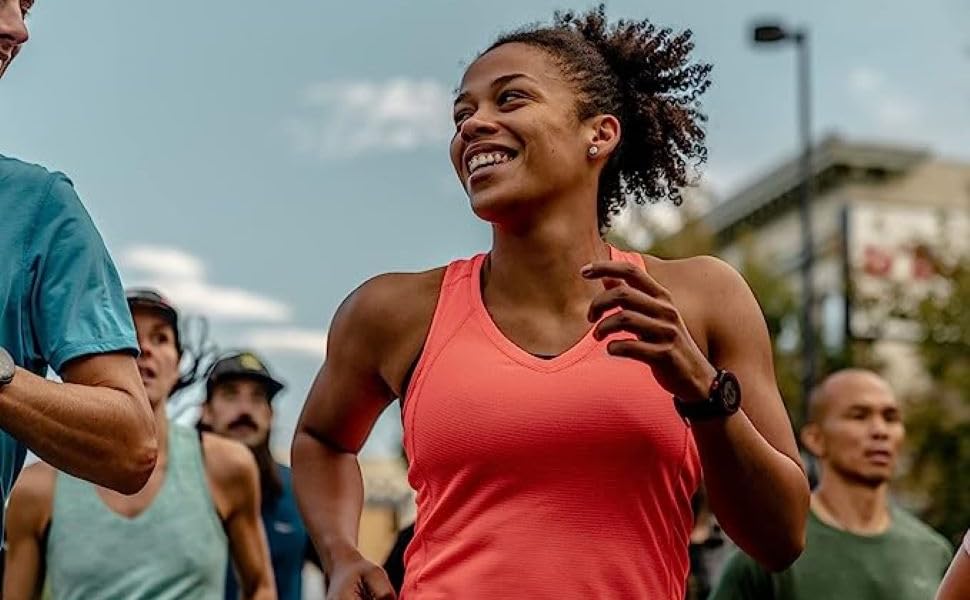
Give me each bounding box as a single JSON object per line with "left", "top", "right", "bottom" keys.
{"left": 700, "top": 135, "right": 970, "bottom": 396}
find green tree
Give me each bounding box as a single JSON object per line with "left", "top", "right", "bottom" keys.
{"left": 644, "top": 224, "right": 850, "bottom": 427}
{"left": 898, "top": 256, "right": 970, "bottom": 544}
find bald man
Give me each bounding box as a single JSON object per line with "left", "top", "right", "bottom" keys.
{"left": 710, "top": 369, "right": 953, "bottom": 600}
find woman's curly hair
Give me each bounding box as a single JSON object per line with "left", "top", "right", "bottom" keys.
{"left": 485, "top": 5, "right": 712, "bottom": 229}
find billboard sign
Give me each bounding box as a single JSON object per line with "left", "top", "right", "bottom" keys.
{"left": 847, "top": 202, "right": 969, "bottom": 341}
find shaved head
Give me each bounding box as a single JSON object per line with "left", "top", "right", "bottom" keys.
{"left": 801, "top": 369, "right": 904, "bottom": 487}
{"left": 806, "top": 369, "right": 894, "bottom": 425}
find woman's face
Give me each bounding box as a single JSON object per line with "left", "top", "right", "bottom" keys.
{"left": 450, "top": 43, "right": 601, "bottom": 226}
{"left": 132, "top": 308, "right": 181, "bottom": 410}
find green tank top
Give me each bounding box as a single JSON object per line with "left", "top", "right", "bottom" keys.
{"left": 46, "top": 424, "right": 228, "bottom": 600}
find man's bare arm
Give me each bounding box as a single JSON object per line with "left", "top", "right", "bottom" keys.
{"left": 0, "top": 353, "right": 156, "bottom": 494}
{"left": 3, "top": 463, "right": 55, "bottom": 600}
{"left": 205, "top": 435, "right": 275, "bottom": 600}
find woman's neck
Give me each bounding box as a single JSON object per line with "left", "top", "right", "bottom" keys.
{"left": 488, "top": 213, "right": 609, "bottom": 311}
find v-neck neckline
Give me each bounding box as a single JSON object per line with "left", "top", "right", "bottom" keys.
{"left": 470, "top": 245, "right": 625, "bottom": 373}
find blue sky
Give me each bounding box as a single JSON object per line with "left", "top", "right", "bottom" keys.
{"left": 2, "top": 0, "right": 967, "bottom": 458}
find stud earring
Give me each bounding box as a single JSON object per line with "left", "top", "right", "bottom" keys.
{"left": 587, "top": 145, "right": 599, "bottom": 157}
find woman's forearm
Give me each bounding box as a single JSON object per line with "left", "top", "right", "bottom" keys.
{"left": 292, "top": 430, "right": 368, "bottom": 573}
{"left": 692, "top": 410, "right": 809, "bottom": 571}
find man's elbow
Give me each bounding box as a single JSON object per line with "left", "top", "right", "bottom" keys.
{"left": 116, "top": 434, "right": 158, "bottom": 494}
{"left": 100, "top": 437, "right": 156, "bottom": 495}
{"left": 105, "top": 399, "right": 158, "bottom": 494}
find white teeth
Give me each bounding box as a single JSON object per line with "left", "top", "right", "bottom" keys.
{"left": 467, "top": 150, "right": 512, "bottom": 174}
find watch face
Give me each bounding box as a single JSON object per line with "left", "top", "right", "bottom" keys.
{"left": 0, "top": 347, "right": 14, "bottom": 385}
{"left": 721, "top": 377, "right": 741, "bottom": 412}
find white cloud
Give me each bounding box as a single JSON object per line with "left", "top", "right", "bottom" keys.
{"left": 123, "top": 245, "right": 205, "bottom": 280}
{"left": 847, "top": 66, "right": 920, "bottom": 130}
{"left": 285, "top": 78, "right": 453, "bottom": 159}
{"left": 848, "top": 66, "right": 882, "bottom": 95}
{"left": 239, "top": 327, "right": 328, "bottom": 359}
{"left": 120, "top": 244, "right": 291, "bottom": 322}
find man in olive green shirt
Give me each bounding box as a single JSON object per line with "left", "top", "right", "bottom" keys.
{"left": 710, "top": 369, "right": 952, "bottom": 600}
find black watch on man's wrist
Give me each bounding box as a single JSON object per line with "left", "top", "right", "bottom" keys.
{"left": 674, "top": 369, "right": 742, "bottom": 421}
{"left": 0, "top": 347, "right": 15, "bottom": 388}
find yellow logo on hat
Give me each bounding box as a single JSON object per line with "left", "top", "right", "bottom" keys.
{"left": 239, "top": 353, "right": 263, "bottom": 371}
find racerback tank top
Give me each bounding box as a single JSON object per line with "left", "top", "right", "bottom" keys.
{"left": 46, "top": 424, "right": 228, "bottom": 600}
{"left": 400, "top": 245, "right": 702, "bottom": 599}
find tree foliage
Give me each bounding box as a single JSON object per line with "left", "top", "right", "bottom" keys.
{"left": 898, "top": 257, "right": 970, "bottom": 544}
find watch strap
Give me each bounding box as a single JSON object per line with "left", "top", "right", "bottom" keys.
{"left": 674, "top": 369, "right": 738, "bottom": 421}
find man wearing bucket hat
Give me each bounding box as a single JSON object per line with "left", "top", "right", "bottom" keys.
{"left": 200, "top": 351, "right": 321, "bottom": 600}
{"left": 3, "top": 290, "right": 276, "bottom": 600}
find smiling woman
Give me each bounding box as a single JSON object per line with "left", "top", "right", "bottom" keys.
{"left": 292, "top": 6, "right": 808, "bottom": 600}
{"left": 451, "top": 10, "right": 711, "bottom": 229}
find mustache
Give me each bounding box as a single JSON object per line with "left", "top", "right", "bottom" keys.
{"left": 229, "top": 415, "right": 258, "bottom": 429}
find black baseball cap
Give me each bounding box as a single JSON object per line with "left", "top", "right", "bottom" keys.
{"left": 205, "top": 352, "right": 285, "bottom": 402}
{"left": 126, "top": 288, "right": 181, "bottom": 352}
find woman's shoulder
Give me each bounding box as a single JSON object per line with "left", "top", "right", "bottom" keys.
{"left": 642, "top": 253, "right": 746, "bottom": 298}
{"left": 640, "top": 254, "right": 755, "bottom": 347}
{"left": 328, "top": 267, "right": 450, "bottom": 396}
{"left": 341, "top": 267, "right": 448, "bottom": 330}
{"left": 328, "top": 267, "right": 448, "bottom": 362}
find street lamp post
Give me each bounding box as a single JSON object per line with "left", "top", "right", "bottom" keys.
{"left": 752, "top": 23, "right": 817, "bottom": 422}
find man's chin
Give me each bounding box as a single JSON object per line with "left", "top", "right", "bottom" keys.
{"left": 850, "top": 468, "right": 893, "bottom": 488}
{"left": 225, "top": 430, "right": 263, "bottom": 448}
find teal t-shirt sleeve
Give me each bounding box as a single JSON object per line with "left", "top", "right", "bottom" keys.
{"left": 27, "top": 173, "right": 138, "bottom": 373}
{"left": 709, "top": 549, "right": 774, "bottom": 600}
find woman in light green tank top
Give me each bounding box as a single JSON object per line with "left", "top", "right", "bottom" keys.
{"left": 46, "top": 423, "right": 228, "bottom": 600}
{"left": 4, "top": 290, "right": 276, "bottom": 599}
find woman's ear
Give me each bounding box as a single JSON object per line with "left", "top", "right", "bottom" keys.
{"left": 586, "top": 114, "right": 621, "bottom": 160}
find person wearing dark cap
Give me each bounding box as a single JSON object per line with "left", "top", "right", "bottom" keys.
{"left": 3, "top": 290, "right": 276, "bottom": 600}
{"left": 0, "top": 0, "right": 157, "bottom": 551}
{"left": 200, "top": 352, "right": 321, "bottom": 600}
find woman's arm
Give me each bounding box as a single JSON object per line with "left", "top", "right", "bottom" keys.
{"left": 292, "top": 271, "right": 440, "bottom": 600}
{"left": 205, "top": 435, "right": 276, "bottom": 600}
{"left": 690, "top": 258, "right": 809, "bottom": 570}
{"left": 2, "top": 464, "right": 55, "bottom": 600}
{"left": 936, "top": 535, "right": 970, "bottom": 600}
{"left": 584, "top": 256, "right": 809, "bottom": 571}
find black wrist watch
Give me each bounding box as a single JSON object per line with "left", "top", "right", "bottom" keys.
{"left": 0, "top": 347, "right": 15, "bottom": 387}
{"left": 674, "top": 369, "right": 742, "bottom": 421}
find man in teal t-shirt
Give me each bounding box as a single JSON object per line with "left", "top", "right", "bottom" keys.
{"left": 0, "top": 0, "right": 156, "bottom": 544}
{"left": 710, "top": 370, "right": 953, "bottom": 600}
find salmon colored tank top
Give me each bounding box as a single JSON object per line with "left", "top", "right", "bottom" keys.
{"left": 400, "top": 246, "right": 701, "bottom": 599}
